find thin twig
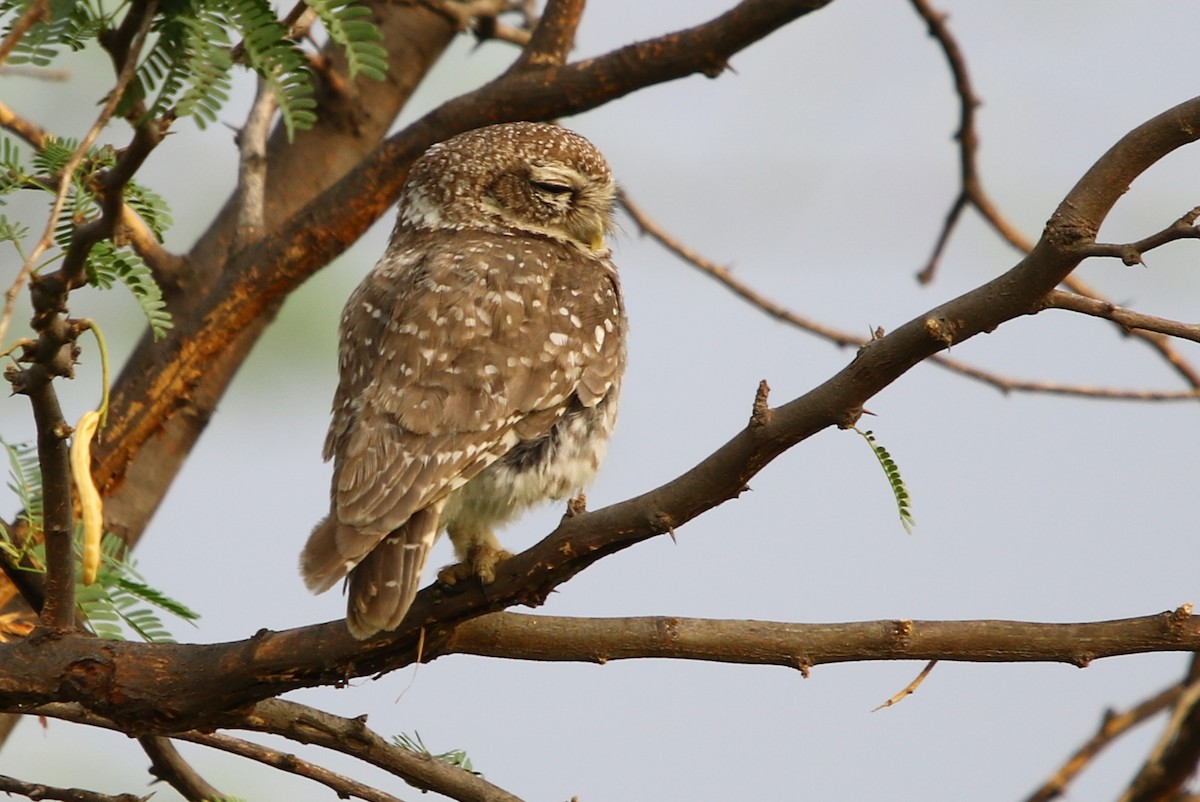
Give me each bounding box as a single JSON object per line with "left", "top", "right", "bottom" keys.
{"left": 176, "top": 731, "right": 409, "bottom": 802}
{"left": 1025, "top": 683, "right": 1183, "bottom": 802}
{"left": 908, "top": 0, "right": 1200, "bottom": 390}
{"left": 138, "top": 735, "right": 225, "bottom": 801}
{"left": 1044, "top": 290, "right": 1200, "bottom": 345}
{"left": 1063, "top": 274, "right": 1200, "bottom": 388}
{"left": 872, "top": 659, "right": 938, "bottom": 711}
{"left": 618, "top": 190, "right": 1200, "bottom": 401}
{"left": 1085, "top": 205, "right": 1200, "bottom": 265}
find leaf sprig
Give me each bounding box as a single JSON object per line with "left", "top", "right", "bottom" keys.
{"left": 853, "top": 427, "right": 915, "bottom": 534}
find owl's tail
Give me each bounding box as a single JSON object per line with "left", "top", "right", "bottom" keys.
{"left": 300, "top": 506, "right": 441, "bottom": 639}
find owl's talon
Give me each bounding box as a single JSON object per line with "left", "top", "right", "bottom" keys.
{"left": 438, "top": 544, "right": 514, "bottom": 587}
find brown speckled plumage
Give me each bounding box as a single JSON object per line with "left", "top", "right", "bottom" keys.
{"left": 300, "top": 123, "right": 626, "bottom": 638}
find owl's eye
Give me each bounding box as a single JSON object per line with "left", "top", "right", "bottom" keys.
{"left": 531, "top": 180, "right": 573, "bottom": 197}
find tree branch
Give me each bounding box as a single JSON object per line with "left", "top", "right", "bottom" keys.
{"left": 1025, "top": 683, "right": 1183, "bottom": 802}
{"left": 232, "top": 699, "right": 522, "bottom": 802}
{"left": 1044, "top": 290, "right": 1200, "bottom": 345}
{"left": 21, "top": 376, "right": 73, "bottom": 633}
{"left": 0, "top": 773, "right": 146, "bottom": 802}
{"left": 175, "top": 730, "right": 409, "bottom": 802}
{"left": 506, "top": 0, "right": 582, "bottom": 71}
{"left": 30, "top": 700, "right": 517, "bottom": 802}
{"left": 908, "top": 0, "right": 1200, "bottom": 390}
{"left": 1084, "top": 204, "right": 1200, "bottom": 265}
{"left": 620, "top": 189, "right": 1200, "bottom": 401}
{"left": 138, "top": 735, "right": 224, "bottom": 802}
{"left": 438, "top": 611, "right": 1200, "bottom": 670}
{"left": 2, "top": 608, "right": 1200, "bottom": 731}
{"left": 1121, "top": 669, "right": 1200, "bottom": 802}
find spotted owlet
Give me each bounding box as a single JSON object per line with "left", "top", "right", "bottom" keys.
{"left": 300, "top": 122, "right": 626, "bottom": 639}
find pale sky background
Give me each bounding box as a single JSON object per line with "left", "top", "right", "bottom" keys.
{"left": 3, "top": 1, "right": 1200, "bottom": 799}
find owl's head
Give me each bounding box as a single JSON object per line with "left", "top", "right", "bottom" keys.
{"left": 398, "top": 122, "right": 616, "bottom": 254}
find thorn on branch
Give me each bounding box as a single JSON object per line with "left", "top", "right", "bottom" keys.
{"left": 652, "top": 511, "right": 676, "bottom": 544}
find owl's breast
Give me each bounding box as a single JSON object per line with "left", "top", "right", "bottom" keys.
{"left": 440, "top": 390, "right": 619, "bottom": 536}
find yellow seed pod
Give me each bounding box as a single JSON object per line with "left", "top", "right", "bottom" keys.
{"left": 70, "top": 409, "right": 103, "bottom": 585}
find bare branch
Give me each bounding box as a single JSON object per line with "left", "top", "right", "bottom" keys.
{"left": 176, "top": 731, "right": 409, "bottom": 802}
{"left": 30, "top": 700, "right": 516, "bottom": 802}
{"left": 1085, "top": 204, "right": 1200, "bottom": 265}
{"left": 1068, "top": 277, "right": 1200, "bottom": 392}
{"left": 138, "top": 735, "right": 225, "bottom": 802}
{"left": 506, "top": 0, "right": 583, "bottom": 71}
{"left": 0, "top": 772, "right": 147, "bottom": 802}
{"left": 1120, "top": 672, "right": 1200, "bottom": 802}
{"left": 908, "top": 0, "right": 990, "bottom": 282}
{"left": 438, "top": 610, "right": 1200, "bottom": 670}
{"left": 1044, "top": 290, "right": 1200, "bottom": 345}
{"left": 620, "top": 190, "right": 1200, "bottom": 401}
{"left": 234, "top": 699, "right": 524, "bottom": 802}
{"left": 909, "top": 0, "right": 1200, "bottom": 390}
{"left": 1025, "top": 683, "right": 1182, "bottom": 802}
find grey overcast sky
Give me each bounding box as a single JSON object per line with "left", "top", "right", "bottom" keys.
{"left": 4, "top": 2, "right": 1200, "bottom": 799}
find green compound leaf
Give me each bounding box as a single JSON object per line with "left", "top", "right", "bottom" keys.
{"left": 852, "top": 427, "right": 915, "bottom": 534}
{"left": 85, "top": 240, "right": 174, "bottom": 339}
{"left": 304, "top": 0, "right": 387, "bottom": 81}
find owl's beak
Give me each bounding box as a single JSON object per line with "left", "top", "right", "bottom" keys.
{"left": 572, "top": 213, "right": 607, "bottom": 253}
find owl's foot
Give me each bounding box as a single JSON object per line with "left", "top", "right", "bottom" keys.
{"left": 438, "top": 543, "right": 514, "bottom": 587}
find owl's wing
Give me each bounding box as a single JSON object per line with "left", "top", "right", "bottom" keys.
{"left": 326, "top": 235, "right": 621, "bottom": 571}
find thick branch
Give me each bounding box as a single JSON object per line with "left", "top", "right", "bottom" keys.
{"left": 439, "top": 611, "right": 1200, "bottom": 670}
{"left": 1, "top": 610, "right": 1199, "bottom": 731}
